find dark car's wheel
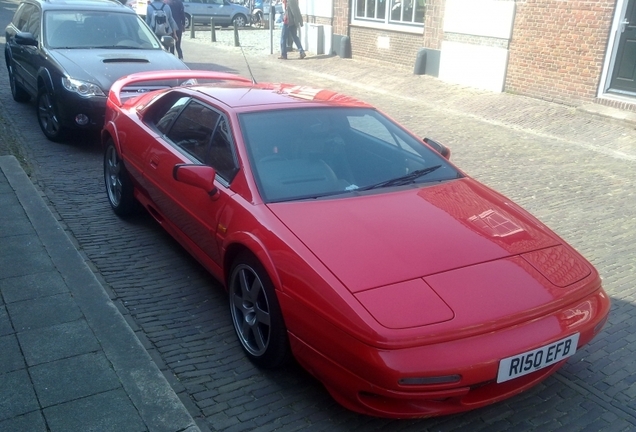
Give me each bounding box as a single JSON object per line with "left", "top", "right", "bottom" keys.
{"left": 229, "top": 252, "right": 290, "bottom": 368}
{"left": 8, "top": 63, "right": 30, "bottom": 103}
{"left": 104, "top": 140, "right": 137, "bottom": 217}
{"left": 36, "top": 87, "right": 66, "bottom": 142}
{"left": 233, "top": 14, "right": 247, "bottom": 28}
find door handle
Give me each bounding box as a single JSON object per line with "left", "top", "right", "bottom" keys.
{"left": 621, "top": 18, "right": 630, "bottom": 33}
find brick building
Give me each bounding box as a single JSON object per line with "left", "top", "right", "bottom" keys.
{"left": 299, "top": 0, "right": 636, "bottom": 112}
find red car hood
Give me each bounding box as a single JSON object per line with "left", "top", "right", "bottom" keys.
{"left": 268, "top": 178, "right": 560, "bottom": 293}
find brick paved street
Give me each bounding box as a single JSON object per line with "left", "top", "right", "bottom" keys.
{"left": 1, "top": 25, "right": 636, "bottom": 431}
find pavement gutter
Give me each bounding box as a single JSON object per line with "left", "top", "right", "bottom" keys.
{"left": 0, "top": 155, "right": 200, "bottom": 432}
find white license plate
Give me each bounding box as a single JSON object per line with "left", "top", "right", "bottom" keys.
{"left": 497, "top": 333, "right": 580, "bottom": 383}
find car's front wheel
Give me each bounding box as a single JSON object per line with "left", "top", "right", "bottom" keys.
{"left": 184, "top": 13, "right": 191, "bottom": 29}
{"left": 104, "top": 140, "right": 137, "bottom": 217}
{"left": 36, "top": 87, "right": 66, "bottom": 142}
{"left": 8, "top": 62, "right": 30, "bottom": 103}
{"left": 233, "top": 14, "right": 247, "bottom": 28}
{"left": 229, "top": 252, "right": 290, "bottom": 368}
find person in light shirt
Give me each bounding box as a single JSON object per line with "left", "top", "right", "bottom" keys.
{"left": 278, "top": 0, "right": 305, "bottom": 60}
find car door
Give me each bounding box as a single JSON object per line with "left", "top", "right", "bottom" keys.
{"left": 183, "top": 0, "right": 209, "bottom": 23}
{"left": 210, "top": 0, "right": 230, "bottom": 25}
{"left": 6, "top": 3, "right": 41, "bottom": 95}
{"left": 143, "top": 97, "right": 238, "bottom": 266}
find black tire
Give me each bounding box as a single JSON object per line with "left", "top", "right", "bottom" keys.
{"left": 184, "top": 13, "right": 191, "bottom": 29}
{"left": 7, "top": 62, "right": 30, "bottom": 103}
{"left": 104, "top": 140, "right": 137, "bottom": 217}
{"left": 36, "top": 87, "right": 67, "bottom": 142}
{"left": 233, "top": 14, "right": 247, "bottom": 28}
{"left": 229, "top": 252, "right": 290, "bottom": 368}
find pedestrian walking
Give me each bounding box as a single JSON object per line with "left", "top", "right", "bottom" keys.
{"left": 164, "top": 0, "right": 185, "bottom": 59}
{"left": 146, "top": 0, "right": 178, "bottom": 45}
{"left": 278, "top": 0, "right": 305, "bottom": 60}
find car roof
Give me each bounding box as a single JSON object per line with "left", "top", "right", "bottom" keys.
{"left": 190, "top": 82, "right": 374, "bottom": 110}
{"left": 28, "top": 0, "right": 133, "bottom": 12}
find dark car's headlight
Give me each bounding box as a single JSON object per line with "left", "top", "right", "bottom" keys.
{"left": 62, "top": 77, "right": 106, "bottom": 97}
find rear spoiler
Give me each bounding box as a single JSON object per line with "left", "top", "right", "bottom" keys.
{"left": 108, "top": 70, "right": 253, "bottom": 107}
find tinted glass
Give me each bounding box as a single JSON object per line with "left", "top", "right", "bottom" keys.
{"left": 240, "top": 107, "right": 460, "bottom": 202}
{"left": 45, "top": 11, "right": 161, "bottom": 49}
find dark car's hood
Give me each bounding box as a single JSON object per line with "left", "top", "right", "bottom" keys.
{"left": 268, "top": 178, "right": 562, "bottom": 293}
{"left": 48, "top": 48, "right": 188, "bottom": 90}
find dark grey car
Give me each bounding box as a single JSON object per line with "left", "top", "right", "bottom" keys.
{"left": 5, "top": 0, "right": 188, "bottom": 142}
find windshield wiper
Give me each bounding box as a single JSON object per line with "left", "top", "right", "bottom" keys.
{"left": 359, "top": 165, "right": 442, "bottom": 191}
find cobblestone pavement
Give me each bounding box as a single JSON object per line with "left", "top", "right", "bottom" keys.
{"left": 1, "top": 23, "right": 636, "bottom": 431}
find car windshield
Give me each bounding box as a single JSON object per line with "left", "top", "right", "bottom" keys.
{"left": 44, "top": 11, "right": 162, "bottom": 49}
{"left": 240, "top": 107, "right": 461, "bottom": 203}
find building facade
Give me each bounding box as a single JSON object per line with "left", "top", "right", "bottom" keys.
{"left": 299, "top": 0, "right": 636, "bottom": 112}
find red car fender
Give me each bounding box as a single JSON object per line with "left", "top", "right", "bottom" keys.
{"left": 221, "top": 230, "right": 282, "bottom": 292}
{"left": 101, "top": 120, "right": 121, "bottom": 153}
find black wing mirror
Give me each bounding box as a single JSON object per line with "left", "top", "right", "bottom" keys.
{"left": 160, "top": 35, "right": 175, "bottom": 50}
{"left": 424, "top": 138, "right": 451, "bottom": 160}
{"left": 15, "top": 32, "right": 38, "bottom": 47}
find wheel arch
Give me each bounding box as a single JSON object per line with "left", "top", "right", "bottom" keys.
{"left": 36, "top": 68, "right": 54, "bottom": 93}
{"left": 223, "top": 234, "right": 282, "bottom": 292}
{"left": 101, "top": 122, "right": 121, "bottom": 153}
{"left": 233, "top": 13, "right": 248, "bottom": 25}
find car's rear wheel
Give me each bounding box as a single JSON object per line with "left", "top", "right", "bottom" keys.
{"left": 184, "top": 13, "right": 191, "bottom": 29}
{"left": 233, "top": 14, "right": 247, "bottom": 28}
{"left": 8, "top": 62, "right": 30, "bottom": 103}
{"left": 36, "top": 87, "right": 66, "bottom": 142}
{"left": 104, "top": 140, "right": 137, "bottom": 217}
{"left": 229, "top": 252, "right": 290, "bottom": 368}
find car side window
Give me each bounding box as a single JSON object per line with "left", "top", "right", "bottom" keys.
{"left": 155, "top": 96, "right": 190, "bottom": 134}
{"left": 165, "top": 100, "right": 219, "bottom": 163}
{"left": 13, "top": 4, "right": 38, "bottom": 33}
{"left": 24, "top": 8, "right": 41, "bottom": 40}
{"left": 207, "top": 116, "right": 238, "bottom": 181}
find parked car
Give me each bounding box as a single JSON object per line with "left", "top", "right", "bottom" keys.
{"left": 103, "top": 70, "right": 610, "bottom": 418}
{"left": 4, "top": 0, "right": 188, "bottom": 142}
{"left": 182, "top": 0, "right": 250, "bottom": 28}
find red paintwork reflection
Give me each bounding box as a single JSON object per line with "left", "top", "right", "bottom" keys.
{"left": 268, "top": 178, "right": 558, "bottom": 293}
{"left": 522, "top": 245, "right": 592, "bottom": 287}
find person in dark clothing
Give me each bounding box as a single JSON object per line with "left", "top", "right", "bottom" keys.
{"left": 164, "top": 0, "right": 185, "bottom": 59}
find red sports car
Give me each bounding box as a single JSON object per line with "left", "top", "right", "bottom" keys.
{"left": 102, "top": 70, "right": 610, "bottom": 418}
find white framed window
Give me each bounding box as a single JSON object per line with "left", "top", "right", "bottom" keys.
{"left": 353, "top": 0, "right": 425, "bottom": 28}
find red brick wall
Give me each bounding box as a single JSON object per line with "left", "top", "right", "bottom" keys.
{"left": 333, "top": 0, "right": 350, "bottom": 35}
{"left": 350, "top": 27, "right": 424, "bottom": 68}
{"left": 507, "top": 0, "right": 615, "bottom": 105}
{"left": 423, "top": 0, "right": 445, "bottom": 49}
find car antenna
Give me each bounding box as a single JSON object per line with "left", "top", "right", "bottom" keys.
{"left": 239, "top": 44, "right": 258, "bottom": 85}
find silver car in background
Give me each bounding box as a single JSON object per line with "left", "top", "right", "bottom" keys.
{"left": 183, "top": 0, "right": 250, "bottom": 28}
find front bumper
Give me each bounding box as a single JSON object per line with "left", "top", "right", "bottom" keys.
{"left": 285, "top": 287, "right": 610, "bottom": 418}
{"left": 54, "top": 90, "right": 107, "bottom": 130}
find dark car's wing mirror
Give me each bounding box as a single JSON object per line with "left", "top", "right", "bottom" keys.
{"left": 424, "top": 137, "right": 451, "bottom": 160}
{"left": 173, "top": 164, "right": 219, "bottom": 198}
{"left": 160, "top": 35, "right": 175, "bottom": 50}
{"left": 15, "top": 32, "right": 38, "bottom": 47}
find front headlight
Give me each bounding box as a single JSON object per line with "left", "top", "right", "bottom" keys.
{"left": 62, "top": 77, "right": 106, "bottom": 97}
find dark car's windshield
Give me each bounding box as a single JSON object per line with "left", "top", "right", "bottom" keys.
{"left": 240, "top": 107, "right": 462, "bottom": 203}
{"left": 45, "top": 11, "right": 161, "bottom": 49}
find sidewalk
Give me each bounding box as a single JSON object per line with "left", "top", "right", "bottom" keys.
{"left": 0, "top": 156, "right": 199, "bottom": 432}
